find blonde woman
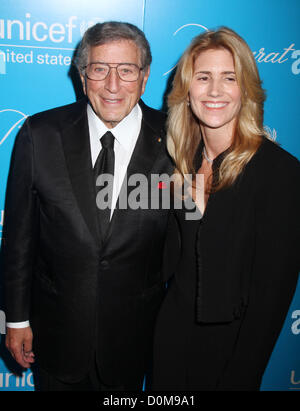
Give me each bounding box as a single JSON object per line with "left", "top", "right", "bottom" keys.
{"left": 152, "top": 27, "right": 300, "bottom": 391}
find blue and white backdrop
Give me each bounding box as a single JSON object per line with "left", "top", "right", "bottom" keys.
{"left": 0, "top": 0, "right": 299, "bottom": 391}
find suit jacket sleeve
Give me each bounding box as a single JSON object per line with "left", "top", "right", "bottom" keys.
{"left": 1, "top": 118, "right": 38, "bottom": 322}
{"left": 218, "top": 151, "right": 300, "bottom": 390}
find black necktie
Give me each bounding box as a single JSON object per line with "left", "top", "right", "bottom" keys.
{"left": 94, "top": 131, "right": 115, "bottom": 238}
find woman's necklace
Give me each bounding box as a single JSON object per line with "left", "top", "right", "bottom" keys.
{"left": 203, "top": 146, "right": 213, "bottom": 164}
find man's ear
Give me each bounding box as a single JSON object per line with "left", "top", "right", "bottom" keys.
{"left": 80, "top": 73, "right": 87, "bottom": 95}
{"left": 141, "top": 66, "right": 150, "bottom": 95}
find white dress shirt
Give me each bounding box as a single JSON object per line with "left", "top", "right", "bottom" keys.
{"left": 6, "top": 102, "right": 142, "bottom": 329}
{"left": 88, "top": 102, "right": 142, "bottom": 217}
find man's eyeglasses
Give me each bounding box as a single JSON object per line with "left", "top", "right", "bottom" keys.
{"left": 84, "top": 62, "right": 144, "bottom": 82}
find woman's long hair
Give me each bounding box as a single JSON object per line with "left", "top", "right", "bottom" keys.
{"left": 167, "top": 27, "right": 268, "bottom": 191}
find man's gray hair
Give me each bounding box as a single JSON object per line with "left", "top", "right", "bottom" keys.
{"left": 75, "top": 21, "right": 152, "bottom": 74}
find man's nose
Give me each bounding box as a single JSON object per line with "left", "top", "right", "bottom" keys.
{"left": 104, "top": 68, "right": 121, "bottom": 93}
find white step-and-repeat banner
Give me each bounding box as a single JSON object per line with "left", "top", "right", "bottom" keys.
{"left": 0, "top": 0, "right": 299, "bottom": 391}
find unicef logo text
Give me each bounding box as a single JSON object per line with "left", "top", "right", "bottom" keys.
{"left": 0, "top": 371, "right": 34, "bottom": 390}
{"left": 0, "top": 14, "right": 104, "bottom": 45}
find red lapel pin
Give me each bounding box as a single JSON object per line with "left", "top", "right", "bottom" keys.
{"left": 157, "top": 181, "right": 167, "bottom": 189}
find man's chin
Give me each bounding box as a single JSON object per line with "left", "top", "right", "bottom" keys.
{"left": 99, "top": 112, "right": 127, "bottom": 129}
{"left": 100, "top": 117, "right": 121, "bottom": 129}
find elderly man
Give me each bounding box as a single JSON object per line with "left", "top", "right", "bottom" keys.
{"left": 2, "top": 21, "right": 172, "bottom": 391}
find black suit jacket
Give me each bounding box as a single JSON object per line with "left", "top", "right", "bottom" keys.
{"left": 1, "top": 99, "right": 173, "bottom": 388}
{"left": 164, "top": 137, "right": 300, "bottom": 389}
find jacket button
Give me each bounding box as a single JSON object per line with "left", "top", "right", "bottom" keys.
{"left": 100, "top": 259, "right": 109, "bottom": 269}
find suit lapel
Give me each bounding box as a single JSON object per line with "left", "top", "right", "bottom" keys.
{"left": 126, "top": 118, "right": 163, "bottom": 178}
{"left": 60, "top": 101, "right": 101, "bottom": 246}
{"left": 106, "top": 103, "right": 165, "bottom": 243}
{"left": 124, "top": 100, "right": 166, "bottom": 182}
